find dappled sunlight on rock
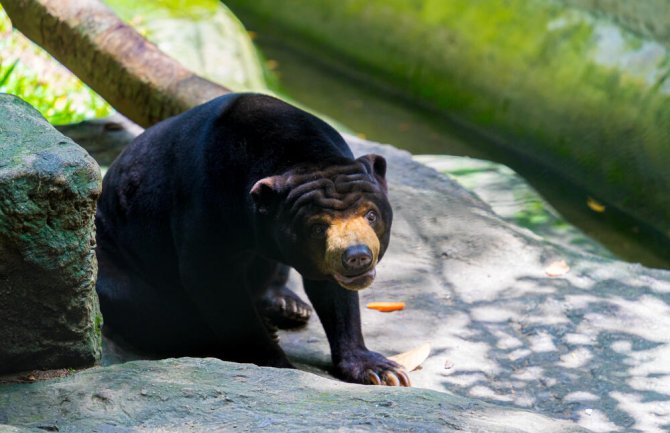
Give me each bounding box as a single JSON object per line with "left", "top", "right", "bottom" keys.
{"left": 471, "top": 305, "right": 517, "bottom": 322}
{"left": 564, "top": 332, "right": 596, "bottom": 346}
{"left": 511, "top": 366, "right": 545, "bottom": 382}
{"left": 558, "top": 347, "right": 593, "bottom": 369}
{"left": 577, "top": 408, "right": 621, "bottom": 433}
{"left": 564, "top": 391, "right": 599, "bottom": 402}
{"left": 611, "top": 391, "right": 670, "bottom": 433}
{"left": 490, "top": 328, "right": 524, "bottom": 350}
{"left": 527, "top": 331, "right": 558, "bottom": 353}
{"left": 469, "top": 384, "right": 514, "bottom": 402}
{"left": 433, "top": 316, "right": 504, "bottom": 378}
{"left": 442, "top": 371, "right": 488, "bottom": 387}
{"left": 507, "top": 348, "right": 533, "bottom": 362}
{"left": 628, "top": 345, "right": 670, "bottom": 377}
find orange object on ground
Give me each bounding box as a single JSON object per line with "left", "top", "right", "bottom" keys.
{"left": 366, "top": 301, "right": 405, "bottom": 312}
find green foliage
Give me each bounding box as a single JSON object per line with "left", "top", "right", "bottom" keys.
{"left": 0, "top": 6, "right": 112, "bottom": 125}
{"left": 104, "top": 0, "right": 219, "bottom": 21}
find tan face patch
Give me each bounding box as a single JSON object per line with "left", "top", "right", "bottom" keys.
{"left": 324, "top": 215, "right": 380, "bottom": 276}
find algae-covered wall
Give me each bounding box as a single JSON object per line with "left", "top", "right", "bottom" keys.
{"left": 225, "top": 0, "right": 670, "bottom": 241}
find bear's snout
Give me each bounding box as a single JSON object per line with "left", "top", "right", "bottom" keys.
{"left": 342, "top": 244, "right": 373, "bottom": 273}
{"left": 323, "top": 215, "right": 381, "bottom": 291}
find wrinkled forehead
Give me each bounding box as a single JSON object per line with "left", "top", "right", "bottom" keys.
{"left": 282, "top": 161, "right": 386, "bottom": 220}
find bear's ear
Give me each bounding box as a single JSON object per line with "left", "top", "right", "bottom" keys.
{"left": 357, "top": 154, "right": 387, "bottom": 192}
{"left": 250, "top": 176, "right": 282, "bottom": 214}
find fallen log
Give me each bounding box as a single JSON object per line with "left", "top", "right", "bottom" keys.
{"left": 1, "top": 0, "right": 229, "bottom": 127}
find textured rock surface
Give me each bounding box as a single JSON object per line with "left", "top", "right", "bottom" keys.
{"left": 414, "top": 154, "right": 612, "bottom": 259}
{"left": 0, "top": 94, "right": 102, "bottom": 374}
{"left": 0, "top": 426, "right": 34, "bottom": 433}
{"left": 276, "top": 136, "right": 670, "bottom": 433}
{"left": 55, "top": 113, "right": 142, "bottom": 167}
{"left": 0, "top": 357, "right": 588, "bottom": 433}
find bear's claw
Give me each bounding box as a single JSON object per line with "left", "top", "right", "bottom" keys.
{"left": 365, "top": 368, "right": 410, "bottom": 386}
{"left": 337, "top": 349, "right": 411, "bottom": 387}
{"left": 367, "top": 370, "right": 382, "bottom": 385}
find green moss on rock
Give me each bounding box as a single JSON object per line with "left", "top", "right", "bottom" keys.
{"left": 0, "top": 94, "right": 102, "bottom": 374}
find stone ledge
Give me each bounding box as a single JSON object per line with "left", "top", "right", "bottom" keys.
{"left": 0, "top": 357, "right": 589, "bottom": 433}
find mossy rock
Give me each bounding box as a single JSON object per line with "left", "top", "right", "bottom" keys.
{"left": 0, "top": 94, "right": 102, "bottom": 374}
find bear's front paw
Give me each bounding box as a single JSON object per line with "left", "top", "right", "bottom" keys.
{"left": 336, "top": 349, "right": 410, "bottom": 387}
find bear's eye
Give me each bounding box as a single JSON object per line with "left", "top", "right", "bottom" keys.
{"left": 365, "top": 210, "right": 379, "bottom": 225}
{"left": 310, "top": 223, "right": 328, "bottom": 239}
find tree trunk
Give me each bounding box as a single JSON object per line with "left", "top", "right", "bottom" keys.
{"left": 1, "top": 0, "right": 230, "bottom": 127}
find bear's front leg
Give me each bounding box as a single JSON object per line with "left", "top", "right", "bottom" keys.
{"left": 303, "top": 278, "right": 410, "bottom": 386}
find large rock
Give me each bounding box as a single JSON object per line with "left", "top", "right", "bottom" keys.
{"left": 0, "top": 357, "right": 588, "bottom": 433}
{"left": 0, "top": 94, "right": 102, "bottom": 374}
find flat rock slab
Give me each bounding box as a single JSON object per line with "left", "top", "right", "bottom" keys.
{"left": 0, "top": 95, "right": 102, "bottom": 374}
{"left": 0, "top": 357, "right": 588, "bottom": 433}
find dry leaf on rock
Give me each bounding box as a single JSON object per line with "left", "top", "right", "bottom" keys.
{"left": 389, "top": 343, "right": 431, "bottom": 372}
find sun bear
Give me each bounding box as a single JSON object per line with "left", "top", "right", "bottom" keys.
{"left": 95, "top": 93, "right": 409, "bottom": 386}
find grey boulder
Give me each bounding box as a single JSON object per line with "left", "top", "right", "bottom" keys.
{"left": 0, "top": 357, "right": 588, "bottom": 433}
{"left": 0, "top": 94, "right": 102, "bottom": 374}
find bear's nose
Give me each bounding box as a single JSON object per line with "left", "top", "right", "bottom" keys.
{"left": 342, "top": 245, "right": 373, "bottom": 273}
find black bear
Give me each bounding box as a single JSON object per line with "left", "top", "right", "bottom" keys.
{"left": 96, "top": 93, "right": 409, "bottom": 386}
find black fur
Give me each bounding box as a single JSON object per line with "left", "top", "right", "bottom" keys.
{"left": 96, "top": 93, "right": 404, "bottom": 383}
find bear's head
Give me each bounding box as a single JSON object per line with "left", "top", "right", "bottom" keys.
{"left": 251, "top": 154, "right": 391, "bottom": 291}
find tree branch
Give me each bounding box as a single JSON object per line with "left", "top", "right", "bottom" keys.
{"left": 1, "top": 0, "right": 230, "bottom": 127}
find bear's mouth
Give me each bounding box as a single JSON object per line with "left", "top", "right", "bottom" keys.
{"left": 333, "top": 268, "right": 376, "bottom": 291}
